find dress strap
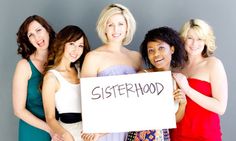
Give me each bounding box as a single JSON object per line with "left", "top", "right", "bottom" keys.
{"left": 28, "top": 59, "right": 42, "bottom": 75}
{"left": 48, "top": 70, "right": 65, "bottom": 85}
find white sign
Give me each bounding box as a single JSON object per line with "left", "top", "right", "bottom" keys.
{"left": 81, "top": 71, "right": 176, "bottom": 133}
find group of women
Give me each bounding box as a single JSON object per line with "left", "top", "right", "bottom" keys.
{"left": 12, "top": 3, "right": 228, "bottom": 141}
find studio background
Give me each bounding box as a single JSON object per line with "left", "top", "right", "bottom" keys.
{"left": 1, "top": 0, "right": 235, "bottom": 140}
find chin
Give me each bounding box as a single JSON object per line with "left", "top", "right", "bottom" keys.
{"left": 71, "top": 59, "right": 78, "bottom": 63}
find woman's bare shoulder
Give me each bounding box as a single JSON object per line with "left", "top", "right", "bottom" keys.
{"left": 127, "top": 49, "right": 140, "bottom": 57}
{"left": 16, "top": 59, "right": 29, "bottom": 67}
{"left": 204, "top": 57, "right": 226, "bottom": 79}
{"left": 43, "top": 71, "right": 59, "bottom": 87}
{"left": 84, "top": 47, "right": 105, "bottom": 60}
{"left": 205, "top": 56, "right": 223, "bottom": 69}
{"left": 15, "top": 59, "right": 31, "bottom": 74}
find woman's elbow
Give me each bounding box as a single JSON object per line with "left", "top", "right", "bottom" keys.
{"left": 13, "top": 108, "right": 24, "bottom": 118}
{"left": 13, "top": 110, "right": 20, "bottom": 117}
{"left": 218, "top": 107, "right": 226, "bottom": 115}
{"left": 45, "top": 115, "right": 56, "bottom": 124}
{"left": 215, "top": 103, "right": 227, "bottom": 115}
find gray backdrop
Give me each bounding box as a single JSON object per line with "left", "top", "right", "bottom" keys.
{"left": 1, "top": 0, "right": 235, "bottom": 140}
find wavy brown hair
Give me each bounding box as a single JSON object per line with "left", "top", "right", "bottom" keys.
{"left": 45, "top": 25, "right": 90, "bottom": 73}
{"left": 16, "top": 15, "right": 55, "bottom": 59}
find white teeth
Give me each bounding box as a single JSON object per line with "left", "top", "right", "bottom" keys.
{"left": 154, "top": 58, "right": 164, "bottom": 63}
{"left": 190, "top": 47, "right": 199, "bottom": 50}
{"left": 37, "top": 40, "right": 44, "bottom": 47}
{"left": 113, "top": 33, "right": 121, "bottom": 37}
{"left": 37, "top": 40, "right": 43, "bottom": 44}
{"left": 70, "top": 53, "right": 78, "bottom": 58}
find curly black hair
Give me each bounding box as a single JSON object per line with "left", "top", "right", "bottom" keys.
{"left": 140, "top": 26, "right": 186, "bottom": 69}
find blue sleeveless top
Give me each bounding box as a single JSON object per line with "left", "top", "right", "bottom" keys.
{"left": 98, "top": 65, "right": 136, "bottom": 77}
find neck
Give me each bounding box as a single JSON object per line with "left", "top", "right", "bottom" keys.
{"left": 33, "top": 50, "right": 48, "bottom": 62}
{"left": 187, "top": 54, "right": 204, "bottom": 66}
{"left": 57, "top": 59, "right": 73, "bottom": 72}
{"left": 105, "top": 42, "right": 124, "bottom": 52}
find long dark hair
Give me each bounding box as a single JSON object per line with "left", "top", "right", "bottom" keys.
{"left": 45, "top": 25, "right": 90, "bottom": 73}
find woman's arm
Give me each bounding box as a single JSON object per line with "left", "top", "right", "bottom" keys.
{"left": 209, "top": 58, "right": 228, "bottom": 115}
{"left": 129, "top": 50, "right": 143, "bottom": 72}
{"left": 42, "top": 72, "right": 73, "bottom": 141}
{"left": 173, "top": 89, "right": 187, "bottom": 122}
{"left": 81, "top": 52, "right": 108, "bottom": 141}
{"left": 12, "top": 59, "right": 51, "bottom": 133}
{"left": 173, "top": 58, "right": 228, "bottom": 115}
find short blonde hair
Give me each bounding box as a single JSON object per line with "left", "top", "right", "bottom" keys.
{"left": 180, "top": 19, "right": 216, "bottom": 57}
{"left": 96, "top": 3, "right": 136, "bottom": 45}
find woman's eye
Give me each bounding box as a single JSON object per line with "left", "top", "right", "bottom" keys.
{"left": 36, "top": 28, "right": 42, "bottom": 32}
{"left": 79, "top": 45, "right": 84, "bottom": 48}
{"left": 27, "top": 34, "right": 32, "bottom": 38}
{"left": 148, "top": 48, "right": 154, "bottom": 53}
{"left": 159, "top": 46, "right": 165, "bottom": 50}
{"left": 69, "top": 42, "right": 75, "bottom": 46}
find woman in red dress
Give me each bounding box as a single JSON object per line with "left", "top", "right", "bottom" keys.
{"left": 170, "top": 19, "right": 228, "bottom": 141}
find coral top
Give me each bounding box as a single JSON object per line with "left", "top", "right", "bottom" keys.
{"left": 170, "top": 78, "right": 222, "bottom": 141}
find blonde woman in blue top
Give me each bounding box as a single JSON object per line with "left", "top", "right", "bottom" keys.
{"left": 81, "top": 3, "right": 142, "bottom": 141}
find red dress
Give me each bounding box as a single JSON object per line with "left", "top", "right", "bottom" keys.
{"left": 170, "top": 78, "right": 222, "bottom": 141}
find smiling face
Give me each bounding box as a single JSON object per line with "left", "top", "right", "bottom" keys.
{"left": 184, "top": 29, "right": 205, "bottom": 56}
{"left": 105, "top": 14, "right": 127, "bottom": 43}
{"left": 147, "top": 40, "right": 174, "bottom": 71}
{"left": 27, "top": 20, "right": 50, "bottom": 51}
{"left": 63, "top": 37, "right": 84, "bottom": 63}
